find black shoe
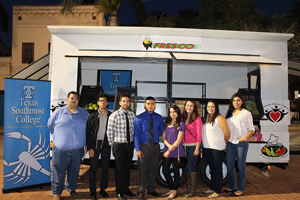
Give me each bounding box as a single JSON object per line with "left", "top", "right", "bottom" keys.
{"left": 138, "top": 194, "right": 145, "bottom": 200}
{"left": 223, "top": 189, "right": 237, "bottom": 193}
{"left": 90, "top": 191, "right": 98, "bottom": 200}
{"left": 124, "top": 190, "right": 135, "bottom": 197}
{"left": 117, "top": 193, "right": 126, "bottom": 200}
{"left": 100, "top": 189, "right": 109, "bottom": 198}
{"left": 147, "top": 191, "right": 160, "bottom": 197}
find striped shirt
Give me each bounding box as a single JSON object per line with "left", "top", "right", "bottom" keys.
{"left": 107, "top": 108, "right": 136, "bottom": 146}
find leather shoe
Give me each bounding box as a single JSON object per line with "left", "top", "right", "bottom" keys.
{"left": 68, "top": 190, "right": 78, "bottom": 198}
{"left": 100, "top": 189, "right": 109, "bottom": 198}
{"left": 147, "top": 190, "right": 160, "bottom": 197}
{"left": 90, "top": 191, "right": 98, "bottom": 200}
{"left": 117, "top": 193, "right": 126, "bottom": 200}
{"left": 138, "top": 193, "right": 145, "bottom": 200}
{"left": 233, "top": 190, "right": 244, "bottom": 196}
{"left": 53, "top": 194, "right": 60, "bottom": 200}
{"left": 124, "top": 190, "right": 135, "bottom": 197}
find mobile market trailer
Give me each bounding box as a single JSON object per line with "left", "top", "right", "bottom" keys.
{"left": 47, "top": 26, "right": 293, "bottom": 186}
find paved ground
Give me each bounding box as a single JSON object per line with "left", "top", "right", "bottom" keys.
{"left": 1, "top": 124, "right": 300, "bottom": 199}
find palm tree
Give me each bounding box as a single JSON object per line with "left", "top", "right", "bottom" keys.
{"left": 0, "top": 0, "right": 9, "bottom": 34}
{"left": 60, "top": 0, "right": 146, "bottom": 26}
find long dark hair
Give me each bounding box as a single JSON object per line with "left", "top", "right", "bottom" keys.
{"left": 182, "top": 100, "right": 200, "bottom": 124}
{"left": 225, "top": 93, "right": 246, "bottom": 118}
{"left": 165, "top": 105, "right": 181, "bottom": 127}
{"left": 203, "top": 100, "right": 220, "bottom": 126}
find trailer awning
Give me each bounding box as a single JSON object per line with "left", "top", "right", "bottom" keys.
{"left": 172, "top": 53, "right": 282, "bottom": 65}
{"left": 66, "top": 51, "right": 172, "bottom": 59}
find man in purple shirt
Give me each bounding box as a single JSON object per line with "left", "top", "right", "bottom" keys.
{"left": 48, "top": 91, "right": 89, "bottom": 200}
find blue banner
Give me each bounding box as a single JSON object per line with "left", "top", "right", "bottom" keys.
{"left": 100, "top": 70, "right": 131, "bottom": 96}
{"left": 3, "top": 79, "right": 51, "bottom": 191}
{"left": 100, "top": 70, "right": 131, "bottom": 110}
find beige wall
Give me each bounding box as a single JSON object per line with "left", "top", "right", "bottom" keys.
{"left": 11, "top": 5, "right": 106, "bottom": 75}
{"left": 0, "top": 57, "right": 11, "bottom": 90}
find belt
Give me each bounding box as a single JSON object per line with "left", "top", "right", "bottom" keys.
{"left": 115, "top": 141, "right": 134, "bottom": 145}
{"left": 97, "top": 140, "right": 103, "bottom": 143}
{"left": 145, "top": 142, "right": 158, "bottom": 146}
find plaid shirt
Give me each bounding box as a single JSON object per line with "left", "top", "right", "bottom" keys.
{"left": 107, "top": 108, "right": 136, "bottom": 146}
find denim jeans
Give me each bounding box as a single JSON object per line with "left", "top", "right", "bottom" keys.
{"left": 185, "top": 145, "right": 199, "bottom": 173}
{"left": 226, "top": 141, "right": 249, "bottom": 192}
{"left": 204, "top": 148, "right": 224, "bottom": 194}
{"left": 51, "top": 145, "right": 84, "bottom": 195}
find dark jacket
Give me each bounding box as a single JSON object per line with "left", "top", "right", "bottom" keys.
{"left": 86, "top": 110, "right": 112, "bottom": 150}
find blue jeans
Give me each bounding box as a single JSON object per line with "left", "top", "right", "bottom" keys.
{"left": 185, "top": 146, "right": 199, "bottom": 173}
{"left": 51, "top": 145, "right": 84, "bottom": 195}
{"left": 226, "top": 141, "right": 249, "bottom": 192}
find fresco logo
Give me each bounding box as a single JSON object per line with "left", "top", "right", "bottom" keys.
{"left": 261, "top": 134, "right": 288, "bottom": 158}
{"left": 23, "top": 85, "right": 35, "bottom": 99}
{"left": 264, "top": 103, "right": 289, "bottom": 123}
{"left": 143, "top": 36, "right": 152, "bottom": 50}
{"left": 113, "top": 73, "right": 121, "bottom": 82}
{"left": 142, "top": 36, "right": 200, "bottom": 50}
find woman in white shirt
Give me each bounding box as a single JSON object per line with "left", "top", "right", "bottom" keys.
{"left": 224, "top": 93, "right": 254, "bottom": 196}
{"left": 202, "top": 100, "right": 230, "bottom": 198}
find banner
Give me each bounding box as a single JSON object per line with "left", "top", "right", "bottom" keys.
{"left": 100, "top": 70, "right": 132, "bottom": 110}
{"left": 3, "top": 79, "right": 51, "bottom": 191}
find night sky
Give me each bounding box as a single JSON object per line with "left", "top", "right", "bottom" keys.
{"left": 0, "top": 0, "right": 298, "bottom": 48}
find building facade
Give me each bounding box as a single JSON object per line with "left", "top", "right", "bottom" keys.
{"left": 11, "top": 5, "right": 106, "bottom": 76}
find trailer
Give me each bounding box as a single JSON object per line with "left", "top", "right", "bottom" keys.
{"left": 47, "top": 26, "right": 293, "bottom": 187}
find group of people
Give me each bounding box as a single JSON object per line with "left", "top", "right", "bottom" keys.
{"left": 47, "top": 91, "right": 254, "bottom": 200}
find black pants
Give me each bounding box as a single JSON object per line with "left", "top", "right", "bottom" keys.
{"left": 163, "top": 157, "right": 180, "bottom": 190}
{"left": 113, "top": 142, "right": 134, "bottom": 195}
{"left": 89, "top": 141, "right": 111, "bottom": 192}
{"left": 203, "top": 148, "right": 224, "bottom": 194}
{"left": 138, "top": 143, "right": 160, "bottom": 194}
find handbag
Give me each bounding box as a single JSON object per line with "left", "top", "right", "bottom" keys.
{"left": 177, "top": 146, "right": 187, "bottom": 168}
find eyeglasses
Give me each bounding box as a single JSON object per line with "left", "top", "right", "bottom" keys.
{"left": 98, "top": 100, "right": 107, "bottom": 103}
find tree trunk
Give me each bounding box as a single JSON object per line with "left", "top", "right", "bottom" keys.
{"left": 107, "top": 10, "right": 118, "bottom": 26}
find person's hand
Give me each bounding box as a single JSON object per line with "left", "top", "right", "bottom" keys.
{"left": 168, "top": 145, "right": 175, "bottom": 152}
{"left": 89, "top": 149, "right": 94, "bottom": 158}
{"left": 193, "top": 148, "right": 200, "bottom": 156}
{"left": 238, "top": 137, "right": 247, "bottom": 142}
{"left": 137, "top": 151, "right": 144, "bottom": 159}
{"left": 164, "top": 151, "right": 170, "bottom": 158}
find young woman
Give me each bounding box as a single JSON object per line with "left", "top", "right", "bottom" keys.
{"left": 202, "top": 100, "right": 230, "bottom": 198}
{"left": 224, "top": 93, "right": 254, "bottom": 196}
{"left": 181, "top": 100, "right": 203, "bottom": 198}
{"left": 162, "top": 105, "right": 185, "bottom": 199}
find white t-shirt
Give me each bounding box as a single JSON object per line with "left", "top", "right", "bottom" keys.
{"left": 227, "top": 108, "right": 255, "bottom": 144}
{"left": 202, "top": 116, "right": 226, "bottom": 151}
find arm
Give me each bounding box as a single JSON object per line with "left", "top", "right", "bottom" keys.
{"left": 162, "top": 130, "right": 171, "bottom": 158}
{"left": 194, "top": 117, "right": 203, "bottom": 155}
{"left": 86, "top": 114, "right": 94, "bottom": 157}
{"left": 47, "top": 110, "right": 58, "bottom": 134}
{"left": 218, "top": 115, "right": 231, "bottom": 143}
{"left": 239, "top": 111, "right": 255, "bottom": 142}
{"left": 162, "top": 129, "right": 175, "bottom": 152}
{"left": 134, "top": 117, "right": 144, "bottom": 158}
{"left": 106, "top": 113, "right": 115, "bottom": 147}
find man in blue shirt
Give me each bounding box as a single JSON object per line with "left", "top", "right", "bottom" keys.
{"left": 48, "top": 91, "right": 89, "bottom": 200}
{"left": 134, "top": 96, "right": 164, "bottom": 200}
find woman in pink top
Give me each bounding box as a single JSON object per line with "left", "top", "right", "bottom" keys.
{"left": 181, "top": 100, "right": 203, "bottom": 198}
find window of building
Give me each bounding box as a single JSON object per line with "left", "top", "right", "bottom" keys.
{"left": 22, "top": 43, "right": 34, "bottom": 64}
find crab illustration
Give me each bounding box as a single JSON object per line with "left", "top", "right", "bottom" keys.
{"left": 4, "top": 130, "right": 50, "bottom": 185}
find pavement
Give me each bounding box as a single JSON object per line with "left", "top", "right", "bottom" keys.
{"left": 0, "top": 124, "right": 300, "bottom": 199}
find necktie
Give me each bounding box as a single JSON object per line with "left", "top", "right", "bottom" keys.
{"left": 125, "top": 112, "right": 130, "bottom": 143}
{"left": 148, "top": 114, "right": 153, "bottom": 145}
